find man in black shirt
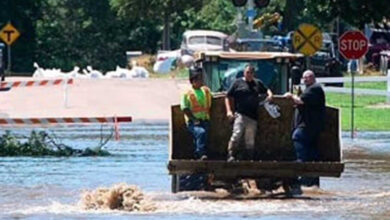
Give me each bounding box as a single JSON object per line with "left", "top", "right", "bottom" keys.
{"left": 285, "top": 69, "right": 325, "bottom": 188}
{"left": 225, "top": 64, "right": 273, "bottom": 161}
{"left": 286, "top": 69, "right": 325, "bottom": 161}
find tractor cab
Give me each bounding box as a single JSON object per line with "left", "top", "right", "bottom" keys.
{"left": 168, "top": 51, "right": 344, "bottom": 195}
{"left": 196, "top": 51, "right": 299, "bottom": 94}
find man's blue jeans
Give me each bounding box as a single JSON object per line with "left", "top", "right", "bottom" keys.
{"left": 292, "top": 127, "right": 319, "bottom": 162}
{"left": 292, "top": 127, "right": 320, "bottom": 187}
{"left": 187, "top": 120, "right": 209, "bottom": 159}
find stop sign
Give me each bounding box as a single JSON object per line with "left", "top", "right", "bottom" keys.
{"left": 338, "top": 31, "right": 369, "bottom": 59}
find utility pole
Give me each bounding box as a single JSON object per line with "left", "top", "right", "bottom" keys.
{"left": 0, "top": 43, "right": 4, "bottom": 81}
{"left": 235, "top": 0, "right": 263, "bottom": 39}
{"left": 247, "top": 0, "right": 255, "bottom": 33}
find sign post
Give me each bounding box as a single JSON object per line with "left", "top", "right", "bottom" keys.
{"left": 338, "top": 30, "right": 369, "bottom": 138}
{"left": 246, "top": 0, "right": 255, "bottom": 32}
{"left": 0, "top": 23, "right": 21, "bottom": 77}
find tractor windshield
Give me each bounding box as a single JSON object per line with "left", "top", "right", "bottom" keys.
{"left": 203, "top": 58, "right": 283, "bottom": 94}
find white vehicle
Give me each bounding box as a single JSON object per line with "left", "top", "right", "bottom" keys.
{"left": 153, "top": 30, "right": 229, "bottom": 74}
{"left": 180, "top": 30, "right": 229, "bottom": 56}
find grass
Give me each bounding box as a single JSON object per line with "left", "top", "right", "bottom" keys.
{"left": 326, "top": 79, "right": 390, "bottom": 131}
{"left": 326, "top": 92, "right": 390, "bottom": 131}
{"left": 149, "top": 67, "right": 189, "bottom": 79}
{"left": 343, "top": 81, "right": 387, "bottom": 90}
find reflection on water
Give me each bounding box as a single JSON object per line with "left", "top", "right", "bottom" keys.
{"left": 0, "top": 124, "right": 389, "bottom": 219}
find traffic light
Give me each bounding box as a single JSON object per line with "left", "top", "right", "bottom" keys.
{"left": 231, "top": 0, "right": 247, "bottom": 7}
{"left": 254, "top": 0, "right": 270, "bottom": 8}
{"left": 232, "top": 0, "right": 270, "bottom": 8}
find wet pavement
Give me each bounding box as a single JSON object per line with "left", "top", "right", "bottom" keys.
{"left": 0, "top": 123, "right": 389, "bottom": 219}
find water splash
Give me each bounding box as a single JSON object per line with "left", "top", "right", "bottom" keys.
{"left": 79, "top": 183, "right": 156, "bottom": 212}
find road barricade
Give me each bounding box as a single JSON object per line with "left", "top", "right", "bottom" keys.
{"left": 0, "top": 116, "right": 132, "bottom": 141}
{"left": 0, "top": 78, "right": 73, "bottom": 88}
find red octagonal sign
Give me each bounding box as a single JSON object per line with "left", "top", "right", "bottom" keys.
{"left": 338, "top": 30, "right": 369, "bottom": 60}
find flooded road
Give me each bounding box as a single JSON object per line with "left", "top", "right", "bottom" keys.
{"left": 0, "top": 123, "right": 389, "bottom": 219}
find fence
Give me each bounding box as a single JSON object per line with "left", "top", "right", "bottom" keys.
{"left": 316, "top": 71, "right": 390, "bottom": 103}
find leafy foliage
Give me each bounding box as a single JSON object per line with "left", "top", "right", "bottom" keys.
{"left": 0, "top": 0, "right": 42, "bottom": 73}
{"left": 0, "top": 130, "right": 110, "bottom": 157}
{"left": 305, "top": 0, "right": 390, "bottom": 29}
{"left": 35, "top": 0, "right": 135, "bottom": 71}
{"left": 263, "top": 0, "right": 390, "bottom": 33}
{"left": 0, "top": 0, "right": 389, "bottom": 72}
{"left": 110, "top": 0, "right": 203, "bottom": 50}
{"left": 197, "top": 0, "right": 237, "bottom": 34}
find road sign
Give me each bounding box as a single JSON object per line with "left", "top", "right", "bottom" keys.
{"left": 0, "top": 23, "right": 20, "bottom": 45}
{"left": 338, "top": 31, "right": 369, "bottom": 139}
{"left": 338, "top": 30, "right": 368, "bottom": 60}
{"left": 293, "top": 24, "right": 323, "bottom": 56}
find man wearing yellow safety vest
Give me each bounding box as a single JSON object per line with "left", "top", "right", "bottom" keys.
{"left": 181, "top": 66, "right": 212, "bottom": 160}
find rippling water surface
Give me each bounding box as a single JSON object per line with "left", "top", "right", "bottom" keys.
{"left": 0, "top": 123, "right": 389, "bottom": 219}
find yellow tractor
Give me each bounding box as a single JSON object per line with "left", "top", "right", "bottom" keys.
{"left": 168, "top": 51, "right": 344, "bottom": 195}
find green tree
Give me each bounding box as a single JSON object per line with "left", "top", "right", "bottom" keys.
{"left": 198, "top": 0, "right": 237, "bottom": 34}
{"left": 0, "top": 0, "right": 42, "bottom": 73}
{"left": 253, "top": 0, "right": 390, "bottom": 33}
{"left": 168, "top": 0, "right": 236, "bottom": 48}
{"left": 2, "top": 0, "right": 389, "bottom": 74}
{"left": 305, "top": 0, "right": 390, "bottom": 30}
{"left": 110, "top": 0, "right": 203, "bottom": 50}
{"left": 35, "top": 0, "right": 138, "bottom": 71}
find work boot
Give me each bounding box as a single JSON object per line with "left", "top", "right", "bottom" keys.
{"left": 227, "top": 155, "right": 235, "bottom": 162}
{"left": 289, "top": 184, "right": 303, "bottom": 196}
{"left": 227, "top": 150, "right": 235, "bottom": 162}
{"left": 199, "top": 155, "right": 208, "bottom": 161}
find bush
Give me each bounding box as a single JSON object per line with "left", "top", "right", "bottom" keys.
{"left": 0, "top": 130, "right": 110, "bottom": 157}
